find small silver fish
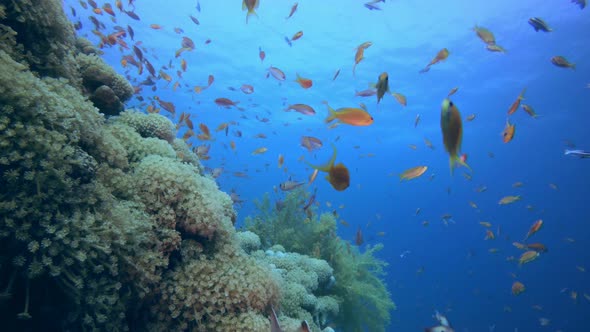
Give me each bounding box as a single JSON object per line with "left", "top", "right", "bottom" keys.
{"left": 565, "top": 149, "right": 590, "bottom": 158}
{"left": 280, "top": 180, "right": 305, "bottom": 191}
{"left": 424, "top": 326, "right": 454, "bottom": 332}
{"left": 434, "top": 310, "right": 451, "bottom": 327}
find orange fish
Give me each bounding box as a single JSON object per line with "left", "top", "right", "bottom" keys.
{"left": 258, "top": 46, "right": 265, "bottom": 62}
{"left": 512, "top": 281, "right": 526, "bottom": 295}
{"left": 507, "top": 88, "right": 526, "bottom": 115}
{"left": 242, "top": 0, "right": 260, "bottom": 23}
{"left": 216, "top": 123, "right": 229, "bottom": 132}
{"left": 252, "top": 147, "right": 268, "bottom": 155}
{"left": 154, "top": 96, "right": 176, "bottom": 114}
{"left": 295, "top": 74, "right": 312, "bottom": 89}
{"left": 159, "top": 70, "right": 172, "bottom": 82}
{"left": 207, "top": 74, "right": 214, "bottom": 86}
{"left": 197, "top": 123, "right": 212, "bottom": 140}
{"left": 502, "top": 119, "right": 516, "bottom": 143}
{"left": 181, "top": 59, "right": 187, "bottom": 72}
{"left": 215, "top": 98, "right": 240, "bottom": 109}
{"left": 420, "top": 48, "right": 450, "bottom": 73}
{"left": 352, "top": 47, "right": 365, "bottom": 76}
{"left": 291, "top": 30, "right": 303, "bottom": 41}
{"left": 185, "top": 115, "right": 194, "bottom": 130}
{"left": 519, "top": 250, "right": 540, "bottom": 266}
{"left": 323, "top": 101, "right": 373, "bottom": 126}
{"left": 278, "top": 154, "right": 284, "bottom": 168}
{"left": 306, "top": 144, "right": 350, "bottom": 191}
{"left": 448, "top": 87, "right": 459, "bottom": 97}
{"left": 524, "top": 219, "right": 543, "bottom": 241}
{"left": 102, "top": 3, "right": 115, "bottom": 16}
{"left": 485, "top": 229, "right": 495, "bottom": 240}
{"left": 150, "top": 24, "right": 163, "bottom": 30}
{"left": 240, "top": 84, "right": 254, "bottom": 94}
{"left": 399, "top": 166, "right": 427, "bottom": 181}
{"left": 526, "top": 243, "right": 548, "bottom": 253}
{"left": 392, "top": 92, "right": 407, "bottom": 107}
{"left": 301, "top": 136, "right": 323, "bottom": 152}
{"left": 286, "top": 2, "right": 298, "bottom": 19}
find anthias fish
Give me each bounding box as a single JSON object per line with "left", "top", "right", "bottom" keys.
{"left": 440, "top": 99, "right": 470, "bottom": 174}
{"left": 306, "top": 144, "right": 350, "bottom": 191}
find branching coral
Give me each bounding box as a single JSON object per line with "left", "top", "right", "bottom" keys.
{"left": 260, "top": 250, "right": 336, "bottom": 331}
{"left": 246, "top": 189, "right": 396, "bottom": 332}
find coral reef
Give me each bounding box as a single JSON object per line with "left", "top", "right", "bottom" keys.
{"left": 0, "top": 1, "right": 282, "bottom": 330}
{"left": 246, "top": 190, "right": 396, "bottom": 332}
{"left": 0, "top": 1, "right": 393, "bottom": 331}
{"left": 77, "top": 53, "right": 134, "bottom": 116}
{"left": 0, "top": 0, "right": 80, "bottom": 84}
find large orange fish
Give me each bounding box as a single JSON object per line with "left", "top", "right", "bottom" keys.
{"left": 502, "top": 119, "right": 515, "bottom": 143}
{"left": 295, "top": 74, "right": 312, "bottom": 89}
{"left": 524, "top": 219, "right": 543, "bottom": 241}
{"left": 324, "top": 102, "right": 373, "bottom": 126}
{"left": 507, "top": 88, "right": 526, "bottom": 115}
{"left": 440, "top": 99, "right": 470, "bottom": 174}
{"left": 306, "top": 144, "right": 350, "bottom": 191}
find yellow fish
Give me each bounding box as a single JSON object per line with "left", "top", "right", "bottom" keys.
{"left": 499, "top": 195, "right": 521, "bottom": 205}
{"left": 440, "top": 99, "right": 470, "bottom": 174}
{"left": 251, "top": 147, "right": 268, "bottom": 155}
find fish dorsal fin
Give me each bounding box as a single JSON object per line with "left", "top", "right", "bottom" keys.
{"left": 269, "top": 306, "right": 283, "bottom": 332}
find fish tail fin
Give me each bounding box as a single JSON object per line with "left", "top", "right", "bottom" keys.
{"left": 323, "top": 101, "right": 337, "bottom": 123}
{"left": 449, "top": 157, "right": 457, "bottom": 175}
{"left": 572, "top": 63, "right": 576, "bottom": 70}
{"left": 450, "top": 155, "right": 471, "bottom": 175}
{"left": 246, "top": 9, "right": 258, "bottom": 24}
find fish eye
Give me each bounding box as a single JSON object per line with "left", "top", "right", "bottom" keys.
{"left": 449, "top": 101, "right": 454, "bottom": 107}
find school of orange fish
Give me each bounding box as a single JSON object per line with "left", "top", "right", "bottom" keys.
{"left": 69, "top": 0, "right": 589, "bottom": 330}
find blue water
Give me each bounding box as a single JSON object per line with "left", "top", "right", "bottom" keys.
{"left": 66, "top": 0, "right": 590, "bottom": 330}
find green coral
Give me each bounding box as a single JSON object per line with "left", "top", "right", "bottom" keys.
{"left": 245, "top": 189, "right": 396, "bottom": 332}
